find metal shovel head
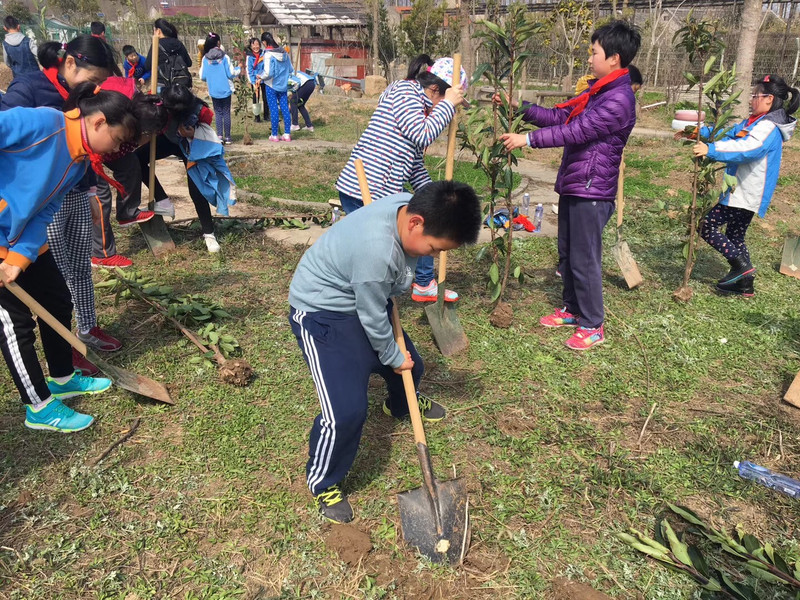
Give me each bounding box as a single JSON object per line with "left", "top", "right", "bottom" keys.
{"left": 612, "top": 241, "right": 643, "bottom": 289}
{"left": 139, "top": 215, "right": 175, "bottom": 258}
{"left": 780, "top": 235, "right": 800, "bottom": 279}
{"left": 86, "top": 348, "right": 174, "bottom": 405}
{"left": 424, "top": 301, "right": 468, "bottom": 357}
{"left": 397, "top": 476, "right": 469, "bottom": 564}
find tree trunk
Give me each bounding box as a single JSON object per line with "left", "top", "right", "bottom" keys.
{"left": 734, "top": 0, "right": 762, "bottom": 118}
{"left": 371, "top": 0, "right": 379, "bottom": 76}
{"left": 459, "top": 0, "right": 472, "bottom": 84}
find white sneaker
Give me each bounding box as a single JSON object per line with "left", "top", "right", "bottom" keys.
{"left": 306, "top": 126, "right": 314, "bottom": 132}
{"left": 290, "top": 124, "right": 300, "bottom": 132}
{"left": 203, "top": 233, "right": 220, "bottom": 253}
{"left": 281, "top": 133, "right": 291, "bottom": 142}
{"left": 153, "top": 199, "right": 175, "bottom": 219}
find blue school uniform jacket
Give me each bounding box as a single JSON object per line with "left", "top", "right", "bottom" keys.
{"left": 200, "top": 48, "right": 240, "bottom": 99}
{"left": 703, "top": 109, "right": 796, "bottom": 218}
{"left": 246, "top": 51, "right": 265, "bottom": 85}
{"left": 123, "top": 53, "right": 149, "bottom": 81}
{"left": 0, "top": 107, "right": 90, "bottom": 269}
{"left": 262, "top": 48, "right": 292, "bottom": 93}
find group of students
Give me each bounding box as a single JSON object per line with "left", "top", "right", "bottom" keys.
{"left": 289, "top": 19, "right": 799, "bottom": 524}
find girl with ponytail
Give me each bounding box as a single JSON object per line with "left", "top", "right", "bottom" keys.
{"left": 0, "top": 33, "right": 130, "bottom": 375}
{"left": 692, "top": 74, "right": 799, "bottom": 297}
{"left": 0, "top": 85, "right": 138, "bottom": 433}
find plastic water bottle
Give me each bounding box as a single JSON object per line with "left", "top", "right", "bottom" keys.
{"left": 534, "top": 203, "right": 544, "bottom": 233}
{"left": 521, "top": 193, "right": 531, "bottom": 216}
{"left": 331, "top": 207, "right": 341, "bottom": 224}
{"left": 733, "top": 461, "right": 800, "bottom": 499}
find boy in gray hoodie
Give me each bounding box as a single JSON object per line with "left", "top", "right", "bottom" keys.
{"left": 2, "top": 16, "right": 38, "bottom": 78}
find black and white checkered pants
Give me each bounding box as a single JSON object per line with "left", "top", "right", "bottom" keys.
{"left": 47, "top": 189, "right": 96, "bottom": 332}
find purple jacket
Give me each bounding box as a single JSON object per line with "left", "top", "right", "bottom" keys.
{"left": 523, "top": 72, "right": 635, "bottom": 200}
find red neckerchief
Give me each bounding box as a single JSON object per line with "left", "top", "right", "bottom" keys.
{"left": 746, "top": 112, "right": 767, "bottom": 127}
{"left": 555, "top": 68, "right": 629, "bottom": 123}
{"left": 43, "top": 67, "right": 70, "bottom": 100}
{"left": 80, "top": 117, "right": 127, "bottom": 196}
{"left": 127, "top": 62, "right": 136, "bottom": 78}
{"left": 253, "top": 52, "right": 263, "bottom": 67}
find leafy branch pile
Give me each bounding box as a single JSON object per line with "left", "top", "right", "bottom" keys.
{"left": 618, "top": 504, "right": 800, "bottom": 599}
{"left": 97, "top": 270, "right": 254, "bottom": 386}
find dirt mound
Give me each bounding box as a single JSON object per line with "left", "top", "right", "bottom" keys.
{"left": 550, "top": 577, "right": 613, "bottom": 600}
{"left": 490, "top": 301, "right": 513, "bottom": 328}
{"left": 324, "top": 523, "right": 372, "bottom": 565}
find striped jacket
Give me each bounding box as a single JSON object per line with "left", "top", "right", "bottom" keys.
{"left": 336, "top": 79, "right": 455, "bottom": 201}
{"left": 704, "top": 109, "right": 796, "bottom": 218}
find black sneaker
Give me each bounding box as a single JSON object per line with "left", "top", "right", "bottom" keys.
{"left": 382, "top": 394, "right": 446, "bottom": 423}
{"left": 314, "top": 485, "right": 354, "bottom": 523}
{"left": 716, "top": 275, "right": 755, "bottom": 298}
{"left": 719, "top": 254, "right": 756, "bottom": 284}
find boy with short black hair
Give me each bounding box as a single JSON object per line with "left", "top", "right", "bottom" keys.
{"left": 2, "top": 15, "right": 38, "bottom": 79}
{"left": 501, "top": 20, "right": 641, "bottom": 351}
{"left": 90, "top": 21, "right": 106, "bottom": 41}
{"left": 122, "top": 44, "right": 149, "bottom": 82}
{"left": 288, "top": 180, "right": 482, "bottom": 523}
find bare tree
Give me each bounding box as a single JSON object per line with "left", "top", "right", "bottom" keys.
{"left": 734, "top": 0, "right": 762, "bottom": 118}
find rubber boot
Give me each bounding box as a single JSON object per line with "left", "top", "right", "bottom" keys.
{"left": 719, "top": 254, "right": 755, "bottom": 285}
{"left": 716, "top": 275, "right": 755, "bottom": 297}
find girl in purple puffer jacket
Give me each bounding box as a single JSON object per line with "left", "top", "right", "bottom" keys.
{"left": 501, "top": 21, "right": 640, "bottom": 351}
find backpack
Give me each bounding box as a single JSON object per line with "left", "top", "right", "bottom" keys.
{"left": 159, "top": 47, "right": 192, "bottom": 88}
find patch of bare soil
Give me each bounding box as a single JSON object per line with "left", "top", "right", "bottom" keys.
{"left": 550, "top": 577, "right": 613, "bottom": 600}
{"left": 0, "top": 64, "right": 12, "bottom": 92}
{"left": 324, "top": 523, "right": 373, "bottom": 565}
{"left": 490, "top": 302, "right": 513, "bottom": 328}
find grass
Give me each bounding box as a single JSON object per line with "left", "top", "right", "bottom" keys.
{"left": 0, "top": 98, "right": 798, "bottom": 599}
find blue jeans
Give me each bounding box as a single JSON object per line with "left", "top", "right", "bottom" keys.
{"left": 338, "top": 191, "right": 434, "bottom": 286}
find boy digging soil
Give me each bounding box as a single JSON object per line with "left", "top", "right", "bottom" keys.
{"left": 288, "top": 181, "right": 482, "bottom": 523}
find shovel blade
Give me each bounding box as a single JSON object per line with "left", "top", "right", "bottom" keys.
{"left": 397, "top": 477, "right": 469, "bottom": 564}
{"left": 139, "top": 216, "right": 175, "bottom": 258}
{"left": 612, "top": 241, "right": 643, "bottom": 289}
{"left": 424, "top": 302, "right": 468, "bottom": 357}
{"left": 780, "top": 236, "right": 800, "bottom": 279}
{"left": 87, "top": 349, "right": 174, "bottom": 404}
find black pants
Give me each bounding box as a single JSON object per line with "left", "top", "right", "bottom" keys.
{"left": 92, "top": 153, "right": 147, "bottom": 258}
{"left": 0, "top": 251, "right": 74, "bottom": 405}
{"left": 136, "top": 136, "right": 214, "bottom": 234}
{"left": 252, "top": 83, "right": 270, "bottom": 121}
{"left": 557, "top": 195, "right": 615, "bottom": 329}
{"left": 290, "top": 80, "right": 315, "bottom": 127}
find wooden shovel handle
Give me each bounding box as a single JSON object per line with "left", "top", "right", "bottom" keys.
{"left": 354, "top": 159, "right": 372, "bottom": 205}
{"left": 0, "top": 276, "right": 89, "bottom": 356}
{"left": 391, "top": 303, "right": 427, "bottom": 446}
{"left": 148, "top": 33, "right": 159, "bottom": 210}
{"left": 438, "top": 53, "right": 461, "bottom": 285}
{"left": 616, "top": 159, "right": 625, "bottom": 228}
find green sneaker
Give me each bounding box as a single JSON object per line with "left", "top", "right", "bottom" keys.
{"left": 314, "top": 485, "right": 354, "bottom": 523}
{"left": 46, "top": 370, "right": 111, "bottom": 400}
{"left": 24, "top": 399, "right": 94, "bottom": 433}
{"left": 382, "top": 394, "right": 446, "bottom": 423}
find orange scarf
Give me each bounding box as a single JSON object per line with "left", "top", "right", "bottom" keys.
{"left": 555, "top": 68, "right": 629, "bottom": 123}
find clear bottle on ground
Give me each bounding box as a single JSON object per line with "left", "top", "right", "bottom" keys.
{"left": 733, "top": 460, "right": 800, "bottom": 498}
{"left": 332, "top": 207, "right": 341, "bottom": 224}
{"left": 521, "top": 192, "right": 530, "bottom": 216}
{"left": 534, "top": 203, "right": 544, "bottom": 232}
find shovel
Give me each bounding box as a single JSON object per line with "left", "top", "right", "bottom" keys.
{"left": 391, "top": 304, "right": 469, "bottom": 563}
{"left": 611, "top": 160, "right": 643, "bottom": 289}
{"left": 424, "top": 53, "right": 469, "bottom": 357}
{"left": 140, "top": 33, "right": 176, "bottom": 258}
{"left": 354, "top": 159, "right": 469, "bottom": 563}
{"left": 0, "top": 277, "right": 173, "bottom": 404}
{"left": 779, "top": 235, "right": 800, "bottom": 279}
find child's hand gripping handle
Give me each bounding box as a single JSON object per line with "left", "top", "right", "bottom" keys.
{"left": 0, "top": 272, "right": 89, "bottom": 357}
{"left": 353, "top": 158, "right": 427, "bottom": 445}
{"left": 438, "top": 52, "right": 461, "bottom": 288}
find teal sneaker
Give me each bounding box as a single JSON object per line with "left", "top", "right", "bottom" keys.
{"left": 46, "top": 370, "right": 112, "bottom": 400}
{"left": 24, "top": 399, "right": 94, "bottom": 433}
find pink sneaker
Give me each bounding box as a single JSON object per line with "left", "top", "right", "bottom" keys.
{"left": 539, "top": 307, "right": 578, "bottom": 328}
{"left": 269, "top": 135, "right": 280, "bottom": 142}
{"left": 564, "top": 326, "right": 605, "bottom": 351}
{"left": 411, "top": 282, "right": 458, "bottom": 303}
{"left": 281, "top": 133, "right": 291, "bottom": 142}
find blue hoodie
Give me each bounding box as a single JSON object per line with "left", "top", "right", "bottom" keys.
{"left": 246, "top": 51, "right": 265, "bottom": 85}
{"left": 123, "top": 53, "right": 150, "bottom": 81}
{"left": 262, "top": 47, "right": 292, "bottom": 93}
{"left": 0, "top": 107, "right": 90, "bottom": 269}
{"left": 200, "top": 48, "right": 240, "bottom": 99}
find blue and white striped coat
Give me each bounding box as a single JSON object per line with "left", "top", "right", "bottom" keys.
{"left": 705, "top": 109, "right": 796, "bottom": 218}
{"left": 336, "top": 79, "right": 455, "bottom": 201}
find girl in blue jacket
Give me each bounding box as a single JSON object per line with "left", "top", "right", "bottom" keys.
{"left": 246, "top": 37, "right": 267, "bottom": 123}
{"left": 200, "top": 32, "right": 241, "bottom": 144}
{"left": 0, "top": 84, "right": 138, "bottom": 433}
{"left": 1, "top": 34, "right": 130, "bottom": 376}
{"left": 693, "top": 74, "right": 799, "bottom": 296}
{"left": 259, "top": 32, "right": 293, "bottom": 141}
